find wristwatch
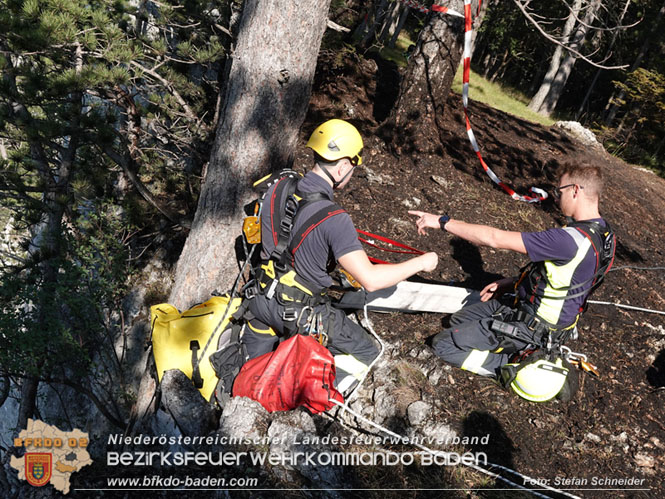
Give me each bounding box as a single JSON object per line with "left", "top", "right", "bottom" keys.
{"left": 438, "top": 214, "right": 450, "bottom": 231}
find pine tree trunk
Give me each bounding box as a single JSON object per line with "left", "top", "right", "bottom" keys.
{"left": 528, "top": 0, "right": 582, "bottom": 112}
{"left": 576, "top": 0, "right": 632, "bottom": 121}
{"left": 387, "top": 0, "right": 472, "bottom": 153}
{"left": 388, "top": 4, "right": 410, "bottom": 48}
{"left": 168, "top": 0, "right": 332, "bottom": 310}
{"left": 379, "top": 1, "right": 402, "bottom": 43}
{"left": 538, "top": 0, "right": 601, "bottom": 115}
{"left": 361, "top": 0, "right": 389, "bottom": 48}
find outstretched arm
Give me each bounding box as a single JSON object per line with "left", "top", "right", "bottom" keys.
{"left": 408, "top": 210, "right": 527, "bottom": 254}
{"left": 338, "top": 249, "right": 438, "bottom": 293}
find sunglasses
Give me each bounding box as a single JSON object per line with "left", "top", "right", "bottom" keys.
{"left": 553, "top": 183, "right": 583, "bottom": 198}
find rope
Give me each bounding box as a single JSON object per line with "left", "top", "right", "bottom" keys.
{"left": 395, "top": 0, "right": 548, "bottom": 202}
{"left": 336, "top": 303, "right": 386, "bottom": 409}
{"left": 587, "top": 300, "right": 665, "bottom": 316}
{"left": 329, "top": 398, "right": 579, "bottom": 499}
{"left": 610, "top": 265, "right": 665, "bottom": 271}
{"left": 458, "top": 0, "right": 547, "bottom": 202}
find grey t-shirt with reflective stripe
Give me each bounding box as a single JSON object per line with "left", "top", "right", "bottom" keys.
{"left": 260, "top": 171, "right": 362, "bottom": 289}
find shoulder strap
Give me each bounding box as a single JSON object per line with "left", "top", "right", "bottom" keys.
{"left": 519, "top": 220, "right": 616, "bottom": 302}
{"left": 267, "top": 176, "right": 338, "bottom": 268}
{"left": 287, "top": 203, "right": 346, "bottom": 262}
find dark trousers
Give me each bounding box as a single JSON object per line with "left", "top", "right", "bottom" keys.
{"left": 431, "top": 299, "right": 535, "bottom": 379}
{"left": 245, "top": 294, "right": 379, "bottom": 393}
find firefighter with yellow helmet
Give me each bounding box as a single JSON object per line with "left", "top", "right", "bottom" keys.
{"left": 244, "top": 119, "right": 438, "bottom": 393}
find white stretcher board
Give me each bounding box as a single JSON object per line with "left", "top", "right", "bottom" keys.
{"left": 363, "top": 281, "right": 481, "bottom": 314}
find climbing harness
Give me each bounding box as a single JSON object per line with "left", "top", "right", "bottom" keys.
{"left": 517, "top": 219, "right": 616, "bottom": 329}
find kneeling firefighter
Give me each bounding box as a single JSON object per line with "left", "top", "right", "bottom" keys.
{"left": 241, "top": 119, "right": 439, "bottom": 393}
{"left": 410, "top": 160, "right": 616, "bottom": 402}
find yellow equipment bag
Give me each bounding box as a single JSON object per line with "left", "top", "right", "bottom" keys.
{"left": 150, "top": 295, "right": 242, "bottom": 401}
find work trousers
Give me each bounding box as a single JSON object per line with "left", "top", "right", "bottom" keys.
{"left": 245, "top": 294, "right": 380, "bottom": 393}
{"left": 431, "top": 299, "right": 536, "bottom": 379}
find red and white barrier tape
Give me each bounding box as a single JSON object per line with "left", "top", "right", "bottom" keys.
{"left": 401, "top": 0, "right": 548, "bottom": 203}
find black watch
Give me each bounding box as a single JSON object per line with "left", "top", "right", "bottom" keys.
{"left": 439, "top": 214, "right": 450, "bottom": 231}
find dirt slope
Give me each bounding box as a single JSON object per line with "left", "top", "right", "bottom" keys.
{"left": 301, "top": 52, "right": 665, "bottom": 496}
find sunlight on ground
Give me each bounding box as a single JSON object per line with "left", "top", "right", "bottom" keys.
{"left": 453, "top": 67, "right": 555, "bottom": 127}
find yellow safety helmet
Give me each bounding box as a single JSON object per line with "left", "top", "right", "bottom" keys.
{"left": 501, "top": 357, "right": 570, "bottom": 403}
{"left": 306, "top": 119, "right": 363, "bottom": 166}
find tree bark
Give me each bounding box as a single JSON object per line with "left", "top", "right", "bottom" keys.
{"left": 379, "top": 1, "right": 402, "bottom": 43}
{"left": 537, "top": 0, "right": 601, "bottom": 115}
{"left": 169, "top": 0, "right": 332, "bottom": 310}
{"left": 361, "top": 0, "right": 389, "bottom": 48}
{"left": 528, "top": 0, "right": 582, "bottom": 113}
{"left": 388, "top": 4, "right": 410, "bottom": 48}
{"left": 576, "top": 0, "right": 632, "bottom": 121}
{"left": 387, "top": 0, "right": 471, "bottom": 153}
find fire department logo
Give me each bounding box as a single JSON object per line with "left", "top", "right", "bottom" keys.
{"left": 25, "top": 453, "right": 52, "bottom": 487}
{"left": 10, "top": 419, "right": 92, "bottom": 494}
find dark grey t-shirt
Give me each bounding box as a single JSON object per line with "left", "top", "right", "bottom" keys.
{"left": 260, "top": 171, "right": 362, "bottom": 289}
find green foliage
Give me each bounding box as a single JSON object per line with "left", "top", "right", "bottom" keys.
{"left": 0, "top": 0, "right": 232, "bottom": 419}
{"left": 0, "top": 206, "right": 130, "bottom": 380}
{"left": 452, "top": 68, "right": 555, "bottom": 126}
{"left": 606, "top": 68, "right": 665, "bottom": 172}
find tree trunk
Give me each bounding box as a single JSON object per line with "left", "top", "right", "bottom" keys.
{"left": 538, "top": 0, "right": 601, "bottom": 115}
{"left": 379, "top": 1, "right": 402, "bottom": 43}
{"left": 361, "top": 0, "right": 389, "bottom": 48}
{"left": 168, "top": 0, "right": 332, "bottom": 310}
{"left": 528, "top": 0, "right": 582, "bottom": 112}
{"left": 576, "top": 0, "right": 632, "bottom": 121}
{"left": 388, "top": 4, "right": 410, "bottom": 48}
{"left": 387, "top": 0, "right": 471, "bottom": 154}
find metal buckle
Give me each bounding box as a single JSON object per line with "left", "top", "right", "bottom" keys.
{"left": 279, "top": 219, "right": 293, "bottom": 233}
{"left": 282, "top": 308, "right": 298, "bottom": 322}
{"left": 284, "top": 197, "right": 298, "bottom": 217}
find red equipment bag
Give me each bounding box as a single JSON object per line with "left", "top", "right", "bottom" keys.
{"left": 232, "top": 334, "right": 344, "bottom": 414}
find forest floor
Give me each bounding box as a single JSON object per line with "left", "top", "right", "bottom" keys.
{"left": 297, "top": 51, "right": 665, "bottom": 497}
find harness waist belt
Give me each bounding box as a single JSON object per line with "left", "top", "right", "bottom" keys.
{"left": 256, "top": 262, "right": 329, "bottom": 307}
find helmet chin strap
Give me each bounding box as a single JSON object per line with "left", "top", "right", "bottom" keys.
{"left": 321, "top": 161, "right": 353, "bottom": 189}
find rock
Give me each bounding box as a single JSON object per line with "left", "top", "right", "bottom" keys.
{"left": 585, "top": 432, "right": 602, "bottom": 444}
{"left": 219, "top": 397, "right": 270, "bottom": 443}
{"left": 160, "top": 369, "right": 217, "bottom": 437}
{"left": 401, "top": 197, "right": 422, "bottom": 209}
{"left": 634, "top": 452, "right": 656, "bottom": 468}
{"left": 372, "top": 385, "right": 397, "bottom": 423}
{"left": 267, "top": 411, "right": 345, "bottom": 493}
{"left": 364, "top": 166, "right": 394, "bottom": 185}
{"left": 407, "top": 401, "right": 431, "bottom": 427}
{"left": 553, "top": 121, "right": 604, "bottom": 151}
{"left": 420, "top": 422, "right": 457, "bottom": 443}
{"left": 611, "top": 431, "right": 628, "bottom": 443}
{"left": 431, "top": 175, "right": 449, "bottom": 187}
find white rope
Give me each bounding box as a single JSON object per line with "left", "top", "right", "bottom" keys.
{"left": 326, "top": 303, "right": 579, "bottom": 499}
{"left": 336, "top": 303, "right": 386, "bottom": 410}
{"left": 328, "top": 398, "right": 579, "bottom": 499}
{"left": 587, "top": 300, "right": 665, "bottom": 316}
